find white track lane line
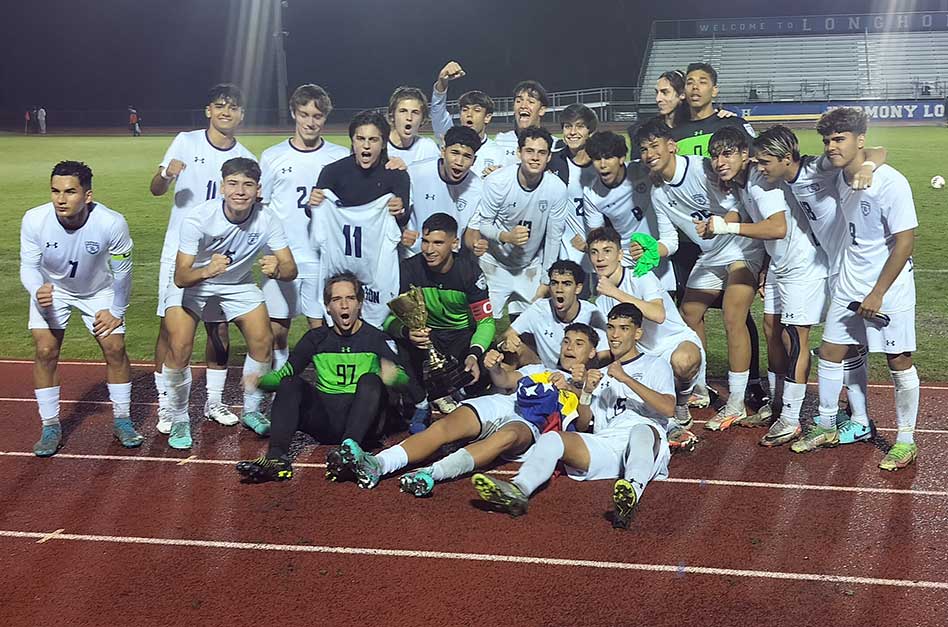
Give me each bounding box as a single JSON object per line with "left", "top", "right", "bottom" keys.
{"left": 1, "top": 450, "right": 945, "bottom": 497}
{"left": 0, "top": 528, "right": 945, "bottom": 590}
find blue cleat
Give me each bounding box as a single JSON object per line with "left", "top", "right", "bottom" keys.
{"left": 837, "top": 419, "right": 873, "bottom": 444}
{"left": 33, "top": 424, "right": 62, "bottom": 457}
{"left": 240, "top": 411, "right": 271, "bottom": 436}
{"left": 326, "top": 438, "right": 381, "bottom": 488}
{"left": 408, "top": 405, "right": 431, "bottom": 434}
{"left": 168, "top": 422, "right": 192, "bottom": 450}
{"left": 399, "top": 469, "right": 435, "bottom": 497}
{"left": 113, "top": 418, "right": 144, "bottom": 448}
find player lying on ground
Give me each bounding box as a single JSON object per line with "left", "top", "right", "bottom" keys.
{"left": 472, "top": 303, "right": 676, "bottom": 530}
{"left": 161, "top": 157, "right": 296, "bottom": 450}
{"left": 236, "top": 273, "right": 411, "bottom": 483}
{"left": 792, "top": 108, "right": 920, "bottom": 471}
{"left": 21, "top": 161, "right": 143, "bottom": 456}
{"left": 327, "top": 323, "right": 601, "bottom": 496}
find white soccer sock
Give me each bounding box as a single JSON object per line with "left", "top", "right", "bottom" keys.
{"left": 891, "top": 366, "right": 919, "bottom": 445}
{"left": 35, "top": 386, "right": 61, "bottom": 426}
{"left": 817, "top": 359, "right": 844, "bottom": 429}
{"left": 725, "top": 370, "right": 749, "bottom": 413}
{"left": 205, "top": 367, "right": 227, "bottom": 406}
{"left": 162, "top": 365, "right": 191, "bottom": 424}
{"left": 430, "top": 448, "right": 476, "bottom": 482}
{"left": 242, "top": 356, "right": 269, "bottom": 414}
{"left": 622, "top": 424, "right": 658, "bottom": 502}
{"left": 781, "top": 380, "right": 807, "bottom": 426}
{"left": 108, "top": 382, "right": 132, "bottom": 420}
{"left": 154, "top": 371, "right": 168, "bottom": 411}
{"left": 843, "top": 352, "right": 869, "bottom": 426}
{"left": 273, "top": 347, "right": 290, "bottom": 371}
{"left": 512, "top": 432, "right": 564, "bottom": 497}
{"left": 376, "top": 444, "right": 409, "bottom": 476}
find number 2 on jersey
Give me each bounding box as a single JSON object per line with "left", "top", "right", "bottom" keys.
{"left": 343, "top": 224, "right": 362, "bottom": 258}
{"left": 296, "top": 186, "right": 311, "bottom": 209}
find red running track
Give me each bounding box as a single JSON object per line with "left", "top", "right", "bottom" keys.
{"left": 1, "top": 360, "right": 947, "bottom": 627}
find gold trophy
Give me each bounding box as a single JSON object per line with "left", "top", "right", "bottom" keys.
{"left": 387, "top": 287, "right": 473, "bottom": 401}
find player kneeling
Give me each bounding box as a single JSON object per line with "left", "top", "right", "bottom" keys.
{"left": 471, "top": 304, "right": 675, "bottom": 530}
{"left": 21, "top": 161, "right": 142, "bottom": 456}
{"left": 327, "top": 323, "right": 600, "bottom": 496}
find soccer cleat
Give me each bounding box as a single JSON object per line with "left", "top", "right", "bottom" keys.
{"left": 168, "top": 422, "right": 192, "bottom": 449}
{"left": 112, "top": 418, "right": 144, "bottom": 448}
{"left": 704, "top": 406, "right": 747, "bottom": 431}
{"left": 759, "top": 418, "right": 801, "bottom": 447}
{"left": 672, "top": 404, "right": 693, "bottom": 430}
{"left": 668, "top": 426, "right": 698, "bottom": 452}
{"left": 687, "top": 385, "right": 716, "bottom": 409}
{"left": 204, "top": 401, "right": 239, "bottom": 427}
{"left": 879, "top": 442, "right": 918, "bottom": 471}
{"left": 155, "top": 408, "right": 173, "bottom": 435}
{"left": 745, "top": 383, "right": 771, "bottom": 411}
{"left": 326, "top": 438, "right": 381, "bottom": 488}
{"left": 408, "top": 405, "right": 431, "bottom": 435}
{"left": 471, "top": 473, "right": 528, "bottom": 517}
{"left": 399, "top": 469, "right": 435, "bottom": 497}
{"left": 790, "top": 425, "right": 839, "bottom": 453}
{"left": 612, "top": 479, "right": 639, "bottom": 530}
{"left": 741, "top": 402, "right": 774, "bottom": 428}
{"left": 240, "top": 411, "right": 271, "bottom": 436}
{"left": 33, "top": 424, "right": 62, "bottom": 457}
{"left": 236, "top": 454, "right": 293, "bottom": 482}
{"left": 837, "top": 419, "right": 873, "bottom": 445}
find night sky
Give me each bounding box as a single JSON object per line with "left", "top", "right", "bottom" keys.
{"left": 4, "top": 0, "right": 947, "bottom": 114}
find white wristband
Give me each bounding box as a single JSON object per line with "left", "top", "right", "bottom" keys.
{"left": 579, "top": 391, "right": 592, "bottom": 406}
{"left": 861, "top": 160, "right": 877, "bottom": 170}
{"left": 710, "top": 215, "right": 741, "bottom": 235}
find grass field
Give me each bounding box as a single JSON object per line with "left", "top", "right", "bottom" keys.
{"left": 2, "top": 127, "right": 947, "bottom": 381}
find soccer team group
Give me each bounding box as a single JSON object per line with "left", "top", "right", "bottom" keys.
{"left": 21, "top": 59, "right": 920, "bottom": 528}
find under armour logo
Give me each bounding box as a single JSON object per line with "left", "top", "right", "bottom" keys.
{"left": 425, "top": 194, "right": 435, "bottom": 200}
{"left": 281, "top": 167, "right": 292, "bottom": 174}
{"left": 46, "top": 242, "right": 58, "bottom": 248}
{"left": 505, "top": 202, "right": 517, "bottom": 209}
{"left": 668, "top": 200, "right": 678, "bottom": 207}
{"left": 341, "top": 346, "right": 351, "bottom": 353}
{"left": 886, "top": 340, "right": 896, "bottom": 347}
{"left": 194, "top": 157, "right": 206, "bottom": 164}
{"left": 505, "top": 149, "right": 516, "bottom": 156}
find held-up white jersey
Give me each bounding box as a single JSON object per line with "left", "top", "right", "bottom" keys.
{"left": 583, "top": 162, "right": 676, "bottom": 290}
{"left": 158, "top": 129, "right": 256, "bottom": 262}
{"left": 310, "top": 191, "right": 401, "bottom": 327}
{"left": 493, "top": 130, "right": 522, "bottom": 167}
{"left": 475, "top": 166, "right": 569, "bottom": 274}
{"left": 177, "top": 199, "right": 288, "bottom": 285}
{"left": 387, "top": 137, "right": 440, "bottom": 166}
{"left": 733, "top": 169, "right": 827, "bottom": 282}
{"left": 594, "top": 268, "right": 699, "bottom": 354}
{"left": 259, "top": 138, "right": 348, "bottom": 268}
{"left": 651, "top": 155, "right": 762, "bottom": 266}
{"left": 834, "top": 165, "right": 917, "bottom": 312}
{"left": 407, "top": 158, "right": 483, "bottom": 253}
{"left": 591, "top": 353, "right": 675, "bottom": 435}
{"left": 784, "top": 155, "right": 848, "bottom": 275}
{"left": 20, "top": 202, "right": 132, "bottom": 297}
{"left": 510, "top": 299, "right": 608, "bottom": 368}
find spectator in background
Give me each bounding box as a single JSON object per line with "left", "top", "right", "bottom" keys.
{"left": 24, "top": 109, "right": 30, "bottom": 134}
{"left": 37, "top": 107, "right": 47, "bottom": 134}
{"left": 128, "top": 106, "right": 142, "bottom": 136}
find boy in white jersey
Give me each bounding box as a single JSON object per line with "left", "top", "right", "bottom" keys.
{"left": 583, "top": 131, "right": 676, "bottom": 292}
{"left": 501, "top": 260, "right": 608, "bottom": 368}
{"left": 588, "top": 227, "right": 703, "bottom": 449}
{"left": 259, "top": 84, "right": 348, "bottom": 370}
{"left": 469, "top": 127, "right": 569, "bottom": 319}
{"left": 754, "top": 125, "right": 886, "bottom": 443}
{"left": 386, "top": 86, "right": 441, "bottom": 165}
{"left": 429, "top": 61, "right": 506, "bottom": 176}
{"left": 547, "top": 104, "right": 599, "bottom": 265}
{"left": 161, "top": 158, "right": 298, "bottom": 450}
{"left": 494, "top": 80, "right": 551, "bottom": 166}
{"left": 401, "top": 126, "right": 484, "bottom": 256}
{"left": 21, "top": 161, "right": 143, "bottom": 456}
{"left": 332, "top": 323, "right": 601, "bottom": 496}
{"left": 633, "top": 119, "right": 764, "bottom": 431}
{"left": 472, "top": 303, "right": 676, "bottom": 530}
{"left": 149, "top": 84, "right": 257, "bottom": 433}
{"left": 791, "top": 109, "right": 920, "bottom": 471}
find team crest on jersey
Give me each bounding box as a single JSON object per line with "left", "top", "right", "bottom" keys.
{"left": 692, "top": 193, "right": 708, "bottom": 206}
{"left": 457, "top": 198, "right": 467, "bottom": 210}
{"left": 860, "top": 201, "right": 871, "bottom": 216}
{"left": 538, "top": 200, "right": 548, "bottom": 212}
{"left": 475, "top": 274, "right": 488, "bottom": 289}
{"left": 635, "top": 182, "right": 647, "bottom": 194}
{"left": 84, "top": 241, "right": 101, "bottom": 255}
{"left": 808, "top": 183, "right": 822, "bottom": 193}
{"left": 247, "top": 232, "right": 261, "bottom": 245}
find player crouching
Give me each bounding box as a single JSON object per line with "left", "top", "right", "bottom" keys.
{"left": 21, "top": 161, "right": 143, "bottom": 455}
{"left": 327, "top": 323, "right": 600, "bottom": 496}
{"left": 472, "top": 304, "right": 676, "bottom": 529}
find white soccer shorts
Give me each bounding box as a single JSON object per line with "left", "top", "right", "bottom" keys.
{"left": 29, "top": 286, "right": 126, "bottom": 336}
